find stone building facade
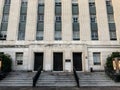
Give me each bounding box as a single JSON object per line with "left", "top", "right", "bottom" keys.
{"left": 0, "top": 0, "right": 120, "bottom": 72}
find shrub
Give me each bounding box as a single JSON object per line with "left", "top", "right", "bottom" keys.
{"left": 106, "top": 52, "right": 120, "bottom": 70}
{"left": 0, "top": 53, "right": 12, "bottom": 72}
{"left": 105, "top": 52, "right": 120, "bottom": 82}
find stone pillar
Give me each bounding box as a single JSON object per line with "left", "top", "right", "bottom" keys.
{"left": 95, "top": 0, "right": 110, "bottom": 41}
{"left": 7, "top": 0, "right": 21, "bottom": 41}
{"left": 25, "top": 0, "right": 38, "bottom": 41}
{"left": 62, "top": 0, "right": 72, "bottom": 41}
{"left": 44, "top": 0, "right": 54, "bottom": 41}
{"left": 112, "top": 0, "right": 120, "bottom": 42}
{"left": 0, "top": 0, "right": 4, "bottom": 26}
{"left": 44, "top": 49, "right": 52, "bottom": 71}
{"left": 78, "top": 0, "right": 91, "bottom": 41}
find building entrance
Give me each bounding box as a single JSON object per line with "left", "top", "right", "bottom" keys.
{"left": 34, "top": 53, "right": 43, "bottom": 71}
{"left": 53, "top": 52, "right": 63, "bottom": 71}
{"left": 73, "top": 52, "right": 82, "bottom": 71}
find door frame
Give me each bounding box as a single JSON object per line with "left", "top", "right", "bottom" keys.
{"left": 34, "top": 52, "right": 44, "bottom": 71}
{"left": 72, "top": 52, "right": 83, "bottom": 71}
{"left": 53, "top": 52, "right": 64, "bottom": 71}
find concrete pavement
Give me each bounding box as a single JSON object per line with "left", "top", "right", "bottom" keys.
{"left": 0, "top": 86, "right": 120, "bottom": 90}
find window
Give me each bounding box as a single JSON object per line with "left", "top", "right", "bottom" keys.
{"left": 106, "top": 0, "right": 112, "bottom": 6}
{"left": 108, "top": 14, "right": 114, "bottom": 23}
{"left": 110, "top": 30, "right": 117, "bottom": 40}
{"left": 89, "top": 2, "right": 95, "bottom": 7}
{"left": 18, "top": 0, "right": 27, "bottom": 40}
{"left": 20, "top": 15, "right": 26, "bottom": 22}
{"left": 73, "top": 30, "right": 80, "bottom": 40}
{"left": 72, "top": 3, "right": 79, "bottom": 15}
{"left": 0, "top": 0, "right": 11, "bottom": 40}
{"left": 5, "top": 0, "right": 11, "bottom": 5}
{"left": 93, "top": 52, "right": 101, "bottom": 65}
{"left": 16, "top": 53, "right": 23, "bottom": 65}
{"left": 91, "top": 30, "right": 98, "bottom": 40}
{"left": 55, "top": 31, "right": 61, "bottom": 40}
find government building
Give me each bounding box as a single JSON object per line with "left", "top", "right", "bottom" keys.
{"left": 0, "top": 0, "right": 120, "bottom": 72}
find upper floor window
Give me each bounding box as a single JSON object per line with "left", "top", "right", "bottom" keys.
{"left": 5, "top": 0, "right": 11, "bottom": 5}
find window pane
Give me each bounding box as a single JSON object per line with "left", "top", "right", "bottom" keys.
{"left": 16, "top": 53, "right": 23, "bottom": 65}
{"left": 73, "top": 30, "right": 80, "bottom": 40}
{"left": 36, "top": 30, "right": 43, "bottom": 40}
{"left": 55, "top": 31, "right": 61, "bottom": 40}
{"left": 93, "top": 52, "right": 101, "bottom": 65}
{"left": 72, "top": 4, "right": 79, "bottom": 15}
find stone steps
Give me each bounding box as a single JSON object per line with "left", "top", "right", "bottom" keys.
{"left": 78, "top": 72, "right": 120, "bottom": 86}
{"left": 36, "top": 72, "right": 77, "bottom": 87}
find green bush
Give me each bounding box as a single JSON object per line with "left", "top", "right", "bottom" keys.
{"left": 106, "top": 52, "right": 120, "bottom": 71}
{"left": 105, "top": 52, "right": 120, "bottom": 82}
{"left": 0, "top": 53, "right": 12, "bottom": 72}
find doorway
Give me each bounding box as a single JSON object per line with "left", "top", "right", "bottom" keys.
{"left": 53, "top": 52, "right": 63, "bottom": 71}
{"left": 34, "top": 53, "right": 43, "bottom": 71}
{"left": 73, "top": 52, "right": 82, "bottom": 71}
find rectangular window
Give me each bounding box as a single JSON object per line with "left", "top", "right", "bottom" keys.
{"left": 106, "top": 0, "right": 117, "bottom": 40}
{"left": 36, "top": 1, "right": 44, "bottom": 40}
{"left": 72, "top": 3, "right": 79, "bottom": 15}
{"left": 89, "top": 1, "right": 98, "bottom": 40}
{"left": 5, "top": 0, "right": 11, "bottom": 5}
{"left": 0, "top": 0, "right": 11, "bottom": 40}
{"left": 55, "top": 2, "right": 61, "bottom": 15}
{"left": 93, "top": 52, "right": 101, "bottom": 65}
{"left": 18, "top": 0, "right": 27, "bottom": 40}
{"left": 55, "top": 0, "right": 62, "bottom": 40}
{"left": 16, "top": 53, "right": 23, "bottom": 65}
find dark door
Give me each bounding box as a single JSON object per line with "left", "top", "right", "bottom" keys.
{"left": 34, "top": 53, "right": 43, "bottom": 71}
{"left": 53, "top": 52, "right": 63, "bottom": 71}
{"left": 73, "top": 53, "right": 82, "bottom": 71}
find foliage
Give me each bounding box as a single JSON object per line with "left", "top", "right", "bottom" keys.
{"left": 106, "top": 52, "right": 120, "bottom": 70}
{"left": 0, "top": 53, "right": 12, "bottom": 72}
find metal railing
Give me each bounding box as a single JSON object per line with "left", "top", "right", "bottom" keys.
{"left": 33, "top": 66, "right": 42, "bottom": 87}
{"left": 73, "top": 67, "right": 80, "bottom": 87}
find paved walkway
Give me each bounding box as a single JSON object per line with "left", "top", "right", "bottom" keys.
{"left": 0, "top": 87, "right": 120, "bottom": 90}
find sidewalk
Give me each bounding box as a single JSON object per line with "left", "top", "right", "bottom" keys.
{"left": 0, "top": 86, "right": 120, "bottom": 90}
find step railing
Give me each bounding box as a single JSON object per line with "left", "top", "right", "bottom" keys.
{"left": 73, "top": 67, "right": 80, "bottom": 87}
{"left": 33, "top": 66, "right": 42, "bottom": 87}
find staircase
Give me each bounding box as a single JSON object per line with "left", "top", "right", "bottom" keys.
{"left": 36, "top": 72, "right": 77, "bottom": 87}
{"left": 78, "top": 72, "right": 120, "bottom": 86}
{"left": 0, "top": 71, "right": 35, "bottom": 86}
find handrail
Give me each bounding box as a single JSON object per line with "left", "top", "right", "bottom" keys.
{"left": 73, "top": 67, "right": 80, "bottom": 87}
{"left": 33, "top": 66, "right": 42, "bottom": 87}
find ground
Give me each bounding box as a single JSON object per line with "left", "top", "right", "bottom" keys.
{"left": 0, "top": 87, "right": 120, "bottom": 90}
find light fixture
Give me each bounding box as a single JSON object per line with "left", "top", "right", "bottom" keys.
{"left": 113, "top": 57, "right": 120, "bottom": 73}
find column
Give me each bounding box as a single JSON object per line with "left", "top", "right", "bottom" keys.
{"left": 95, "top": 0, "right": 110, "bottom": 41}
{"left": 7, "top": 0, "right": 21, "bottom": 41}
{"left": 112, "top": 0, "right": 120, "bottom": 41}
{"left": 62, "top": 0, "right": 72, "bottom": 41}
{"left": 44, "top": 0, "right": 54, "bottom": 41}
{"left": 25, "top": 0, "right": 38, "bottom": 41}
{"left": 78, "top": 0, "right": 91, "bottom": 41}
